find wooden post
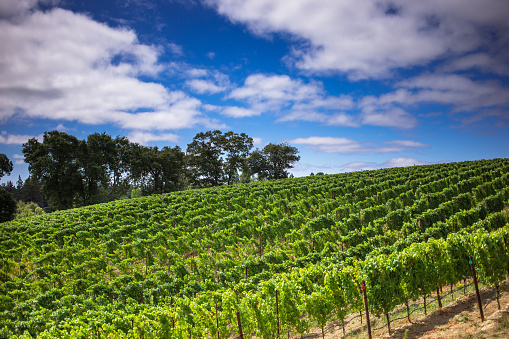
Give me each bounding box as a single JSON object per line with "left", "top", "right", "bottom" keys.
{"left": 424, "top": 294, "right": 428, "bottom": 315}
{"left": 362, "top": 281, "right": 372, "bottom": 339}
{"left": 276, "top": 290, "right": 280, "bottom": 338}
{"left": 215, "top": 300, "right": 220, "bottom": 339}
{"left": 236, "top": 311, "right": 244, "bottom": 339}
{"left": 496, "top": 284, "right": 501, "bottom": 310}
{"left": 436, "top": 285, "right": 442, "bottom": 309}
{"left": 171, "top": 297, "right": 175, "bottom": 329}
{"left": 469, "top": 256, "right": 485, "bottom": 322}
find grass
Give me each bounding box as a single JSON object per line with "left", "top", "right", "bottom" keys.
{"left": 455, "top": 314, "right": 470, "bottom": 323}
{"left": 500, "top": 312, "right": 509, "bottom": 329}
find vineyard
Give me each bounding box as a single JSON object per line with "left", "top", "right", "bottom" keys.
{"left": 1, "top": 159, "right": 509, "bottom": 338}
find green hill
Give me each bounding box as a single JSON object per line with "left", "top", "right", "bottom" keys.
{"left": 1, "top": 159, "right": 509, "bottom": 338}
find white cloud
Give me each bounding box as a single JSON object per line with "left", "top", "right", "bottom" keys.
{"left": 222, "top": 106, "right": 260, "bottom": 118}
{"left": 396, "top": 74, "right": 509, "bottom": 112}
{"left": 229, "top": 74, "right": 321, "bottom": 106}
{"left": 341, "top": 157, "right": 432, "bottom": 172}
{"left": 12, "top": 154, "right": 24, "bottom": 159}
{"left": 206, "top": 0, "right": 509, "bottom": 79}
{"left": 361, "top": 107, "right": 418, "bottom": 129}
{"left": 388, "top": 140, "right": 428, "bottom": 148}
{"left": 0, "top": 132, "right": 42, "bottom": 145}
{"left": 289, "top": 136, "right": 429, "bottom": 154}
{"left": 0, "top": 7, "right": 205, "bottom": 131}
{"left": 325, "top": 113, "right": 360, "bottom": 127}
{"left": 167, "top": 42, "right": 184, "bottom": 56}
{"left": 226, "top": 73, "right": 355, "bottom": 122}
{"left": 341, "top": 161, "right": 378, "bottom": 172}
{"left": 379, "top": 157, "right": 431, "bottom": 168}
{"left": 127, "top": 131, "right": 179, "bottom": 145}
{"left": 442, "top": 53, "right": 509, "bottom": 76}
{"left": 277, "top": 111, "right": 328, "bottom": 123}
{"left": 225, "top": 73, "right": 423, "bottom": 129}
{"left": 0, "top": 0, "right": 38, "bottom": 18}
{"left": 364, "top": 74, "right": 509, "bottom": 127}
{"left": 252, "top": 137, "right": 263, "bottom": 145}
{"left": 186, "top": 79, "right": 227, "bottom": 94}
{"left": 185, "top": 68, "right": 230, "bottom": 95}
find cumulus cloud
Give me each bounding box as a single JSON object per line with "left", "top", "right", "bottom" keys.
{"left": 127, "top": 131, "right": 179, "bottom": 145}
{"left": 289, "top": 136, "right": 429, "bottom": 154}
{"left": 0, "top": 7, "right": 205, "bottom": 131}
{"left": 226, "top": 73, "right": 355, "bottom": 123}
{"left": 222, "top": 106, "right": 260, "bottom": 118}
{"left": 186, "top": 79, "right": 227, "bottom": 94}
{"left": 363, "top": 74, "right": 509, "bottom": 127}
{"left": 442, "top": 53, "right": 509, "bottom": 76}
{"left": 225, "top": 73, "right": 423, "bottom": 129}
{"left": 0, "top": 132, "right": 42, "bottom": 145}
{"left": 360, "top": 107, "right": 418, "bottom": 129}
{"left": 396, "top": 74, "right": 509, "bottom": 112}
{"left": 205, "top": 0, "right": 509, "bottom": 79}
{"left": 185, "top": 68, "right": 230, "bottom": 95}
{"left": 252, "top": 137, "right": 263, "bottom": 145}
{"left": 0, "top": 0, "right": 39, "bottom": 18}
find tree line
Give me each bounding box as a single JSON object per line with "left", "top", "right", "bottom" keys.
{"left": 0, "top": 130, "right": 300, "bottom": 215}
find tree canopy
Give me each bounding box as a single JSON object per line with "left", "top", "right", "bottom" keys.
{"left": 0, "top": 153, "right": 16, "bottom": 222}
{"left": 185, "top": 130, "right": 254, "bottom": 187}
{"left": 20, "top": 130, "right": 300, "bottom": 211}
{"left": 0, "top": 153, "right": 13, "bottom": 178}
{"left": 248, "top": 143, "right": 300, "bottom": 180}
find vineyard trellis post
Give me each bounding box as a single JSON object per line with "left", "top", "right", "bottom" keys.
{"left": 276, "top": 289, "right": 280, "bottom": 338}
{"left": 171, "top": 297, "right": 175, "bottom": 329}
{"left": 361, "top": 281, "right": 372, "bottom": 339}
{"left": 215, "top": 300, "right": 220, "bottom": 339}
{"left": 436, "top": 285, "right": 442, "bottom": 309}
{"left": 469, "top": 256, "right": 485, "bottom": 322}
{"left": 236, "top": 311, "right": 244, "bottom": 339}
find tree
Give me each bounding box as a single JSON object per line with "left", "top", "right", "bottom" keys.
{"left": 220, "top": 131, "right": 253, "bottom": 185}
{"left": 247, "top": 143, "right": 300, "bottom": 180}
{"left": 132, "top": 145, "right": 185, "bottom": 195}
{"left": 246, "top": 149, "right": 269, "bottom": 181}
{"left": 263, "top": 143, "right": 300, "bottom": 179}
{"left": 0, "top": 154, "right": 13, "bottom": 178}
{"left": 22, "top": 131, "right": 83, "bottom": 210}
{"left": 0, "top": 190, "right": 16, "bottom": 223}
{"left": 79, "top": 132, "right": 120, "bottom": 205}
{"left": 186, "top": 130, "right": 224, "bottom": 188}
{"left": 185, "top": 130, "right": 255, "bottom": 187}
{"left": 0, "top": 154, "right": 16, "bottom": 222}
{"left": 19, "top": 177, "right": 45, "bottom": 207}
{"left": 109, "top": 136, "right": 132, "bottom": 199}
{"left": 15, "top": 201, "right": 45, "bottom": 219}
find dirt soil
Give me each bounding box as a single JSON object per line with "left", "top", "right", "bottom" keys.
{"left": 301, "top": 280, "right": 509, "bottom": 339}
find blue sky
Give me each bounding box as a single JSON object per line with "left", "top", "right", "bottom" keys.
{"left": 1, "top": 0, "right": 508, "bottom": 182}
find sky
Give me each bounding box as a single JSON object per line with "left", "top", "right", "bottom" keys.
{"left": 1, "top": 0, "right": 508, "bottom": 183}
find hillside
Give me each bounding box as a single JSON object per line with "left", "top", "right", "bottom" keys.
{"left": 1, "top": 159, "right": 509, "bottom": 338}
